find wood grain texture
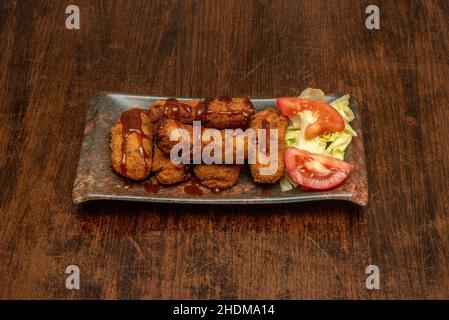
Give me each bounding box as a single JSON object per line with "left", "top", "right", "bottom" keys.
{"left": 0, "top": 0, "right": 448, "bottom": 299}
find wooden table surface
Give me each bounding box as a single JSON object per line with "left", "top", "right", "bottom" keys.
{"left": 1, "top": 0, "right": 448, "bottom": 299}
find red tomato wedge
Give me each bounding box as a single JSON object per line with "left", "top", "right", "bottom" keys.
{"left": 284, "top": 148, "right": 352, "bottom": 190}
{"left": 276, "top": 97, "right": 345, "bottom": 139}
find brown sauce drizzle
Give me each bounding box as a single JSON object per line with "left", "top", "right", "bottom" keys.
{"left": 184, "top": 179, "right": 204, "bottom": 196}
{"left": 220, "top": 109, "right": 253, "bottom": 119}
{"left": 215, "top": 96, "right": 253, "bottom": 119}
{"left": 195, "top": 97, "right": 214, "bottom": 120}
{"left": 143, "top": 182, "right": 160, "bottom": 194}
{"left": 202, "top": 96, "right": 254, "bottom": 121}
{"left": 120, "top": 108, "right": 151, "bottom": 176}
{"left": 162, "top": 98, "right": 193, "bottom": 121}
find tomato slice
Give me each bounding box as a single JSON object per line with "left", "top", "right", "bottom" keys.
{"left": 284, "top": 148, "right": 352, "bottom": 190}
{"left": 276, "top": 97, "right": 345, "bottom": 139}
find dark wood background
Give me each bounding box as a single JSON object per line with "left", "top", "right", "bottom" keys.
{"left": 0, "top": 0, "right": 448, "bottom": 299}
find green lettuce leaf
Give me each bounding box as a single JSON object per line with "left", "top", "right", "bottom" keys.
{"left": 330, "top": 94, "right": 355, "bottom": 122}
{"left": 325, "top": 132, "right": 353, "bottom": 160}
{"left": 280, "top": 172, "right": 298, "bottom": 192}
{"left": 299, "top": 88, "right": 327, "bottom": 101}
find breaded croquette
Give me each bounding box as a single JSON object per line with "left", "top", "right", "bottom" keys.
{"left": 152, "top": 146, "right": 188, "bottom": 185}
{"left": 110, "top": 108, "right": 153, "bottom": 180}
{"left": 193, "top": 164, "right": 241, "bottom": 190}
{"left": 203, "top": 97, "right": 254, "bottom": 129}
{"left": 148, "top": 97, "right": 254, "bottom": 129}
{"left": 148, "top": 99, "right": 201, "bottom": 124}
{"left": 249, "top": 108, "right": 288, "bottom": 184}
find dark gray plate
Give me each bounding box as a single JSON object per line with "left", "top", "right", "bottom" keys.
{"left": 72, "top": 92, "right": 368, "bottom": 205}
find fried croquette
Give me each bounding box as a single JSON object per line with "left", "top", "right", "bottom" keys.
{"left": 249, "top": 108, "right": 288, "bottom": 184}
{"left": 110, "top": 108, "right": 153, "bottom": 180}
{"left": 203, "top": 97, "right": 254, "bottom": 129}
{"left": 148, "top": 99, "right": 201, "bottom": 124}
{"left": 148, "top": 97, "right": 254, "bottom": 129}
{"left": 152, "top": 146, "right": 188, "bottom": 185}
{"left": 193, "top": 164, "right": 241, "bottom": 190}
{"left": 155, "top": 119, "right": 248, "bottom": 162}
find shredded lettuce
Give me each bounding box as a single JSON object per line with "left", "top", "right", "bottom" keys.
{"left": 325, "top": 131, "right": 353, "bottom": 160}
{"left": 330, "top": 94, "right": 355, "bottom": 122}
{"left": 281, "top": 88, "right": 357, "bottom": 191}
{"left": 344, "top": 122, "right": 357, "bottom": 137}
{"left": 287, "top": 111, "right": 327, "bottom": 154}
{"left": 326, "top": 94, "right": 357, "bottom": 160}
{"left": 280, "top": 172, "right": 298, "bottom": 192}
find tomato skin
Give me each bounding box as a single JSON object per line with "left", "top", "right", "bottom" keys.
{"left": 284, "top": 148, "right": 352, "bottom": 190}
{"left": 276, "top": 97, "right": 345, "bottom": 139}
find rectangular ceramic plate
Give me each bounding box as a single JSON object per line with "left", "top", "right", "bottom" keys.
{"left": 72, "top": 93, "right": 368, "bottom": 205}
